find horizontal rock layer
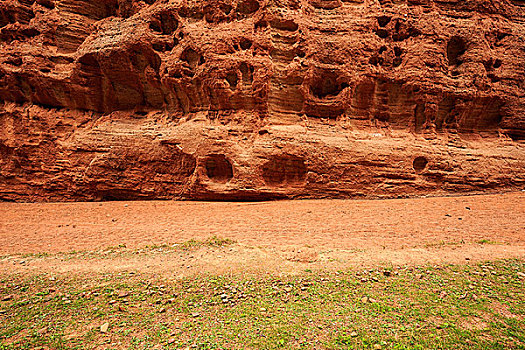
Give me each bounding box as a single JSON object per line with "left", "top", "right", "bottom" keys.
{"left": 0, "top": 0, "right": 524, "bottom": 201}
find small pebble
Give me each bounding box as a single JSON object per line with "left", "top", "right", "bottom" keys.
{"left": 100, "top": 322, "right": 109, "bottom": 333}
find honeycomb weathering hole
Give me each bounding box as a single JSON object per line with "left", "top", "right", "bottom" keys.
{"left": 226, "top": 71, "right": 238, "bottom": 88}
{"left": 262, "top": 155, "right": 307, "bottom": 186}
{"left": 240, "top": 62, "right": 254, "bottom": 84}
{"left": 311, "top": 72, "right": 348, "bottom": 99}
{"left": 270, "top": 19, "right": 299, "bottom": 31}
{"left": 377, "top": 15, "right": 391, "bottom": 27}
{"left": 181, "top": 48, "right": 203, "bottom": 69}
{"left": 237, "top": 0, "right": 260, "bottom": 14}
{"left": 205, "top": 155, "right": 234, "bottom": 183}
{"left": 447, "top": 36, "right": 466, "bottom": 66}
{"left": 150, "top": 11, "right": 178, "bottom": 35}
{"left": 239, "top": 38, "right": 252, "bottom": 50}
{"left": 413, "top": 156, "right": 428, "bottom": 172}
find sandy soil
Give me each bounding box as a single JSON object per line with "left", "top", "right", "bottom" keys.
{"left": 0, "top": 192, "right": 524, "bottom": 276}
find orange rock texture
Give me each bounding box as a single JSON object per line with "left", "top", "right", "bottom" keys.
{"left": 0, "top": 0, "right": 524, "bottom": 201}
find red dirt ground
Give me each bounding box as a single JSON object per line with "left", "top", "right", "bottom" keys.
{"left": 0, "top": 192, "right": 523, "bottom": 275}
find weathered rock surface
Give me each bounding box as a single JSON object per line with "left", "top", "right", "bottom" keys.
{"left": 0, "top": 0, "right": 524, "bottom": 201}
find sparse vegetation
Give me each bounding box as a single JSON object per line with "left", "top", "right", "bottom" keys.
{"left": 2, "top": 236, "right": 236, "bottom": 262}
{"left": 1, "top": 259, "right": 523, "bottom": 349}
{"left": 477, "top": 239, "right": 500, "bottom": 245}
{"left": 424, "top": 240, "right": 465, "bottom": 248}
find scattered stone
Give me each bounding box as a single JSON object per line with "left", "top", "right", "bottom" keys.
{"left": 361, "top": 296, "right": 368, "bottom": 303}
{"left": 109, "top": 300, "right": 117, "bottom": 305}
{"left": 517, "top": 272, "right": 525, "bottom": 278}
{"left": 284, "top": 287, "right": 293, "bottom": 293}
{"left": 260, "top": 307, "right": 267, "bottom": 312}
{"left": 191, "top": 313, "right": 200, "bottom": 318}
{"left": 350, "top": 331, "right": 358, "bottom": 337}
{"left": 118, "top": 291, "right": 129, "bottom": 298}
{"left": 383, "top": 270, "right": 391, "bottom": 277}
{"left": 2, "top": 295, "right": 14, "bottom": 301}
{"left": 100, "top": 322, "right": 110, "bottom": 333}
{"left": 374, "top": 344, "right": 382, "bottom": 350}
{"left": 159, "top": 307, "right": 166, "bottom": 313}
{"left": 167, "top": 338, "right": 176, "bottom": 344}
{"left": 0, "top": 310, "right": 6, "bottom": 314}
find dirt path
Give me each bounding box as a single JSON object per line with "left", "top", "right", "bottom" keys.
{"left": 1, "top": 192, "right": 524, "bottom": 275}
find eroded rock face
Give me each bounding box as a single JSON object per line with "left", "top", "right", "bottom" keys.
{"left": 0, "top": 0, "right": 524, "bottom": 201}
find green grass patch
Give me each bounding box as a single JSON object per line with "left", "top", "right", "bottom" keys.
{"left": 476, "top": 239, "right": 500, "bottom": 245}
{"left": 0, "top": 259, "right": 523, "bottom": 349}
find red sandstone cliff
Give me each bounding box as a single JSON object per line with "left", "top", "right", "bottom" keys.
{"left": 0, "top": 0, "right": 524, "bottom": 201}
